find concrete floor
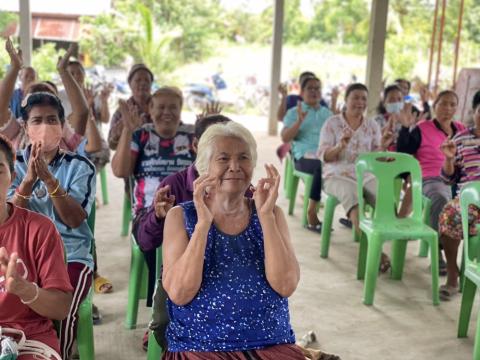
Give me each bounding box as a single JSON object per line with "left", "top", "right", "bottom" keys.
{"left": 91, "top": 132, "right": 475, "bottom": 360}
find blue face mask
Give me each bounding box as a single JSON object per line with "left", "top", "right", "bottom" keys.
{"left": 385, "top": 101, "right": 404, "bottom": 114}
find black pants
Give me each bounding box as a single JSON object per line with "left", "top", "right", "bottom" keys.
{"left": 294, "top": 158, "right": 322, "bottom": 202}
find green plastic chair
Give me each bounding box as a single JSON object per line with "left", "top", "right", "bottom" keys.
{"left": 355, "top": 152, "right": 439, "bottom": 306}
{"left": 283, "top": 154, "right": 294, "bottom": 199}
{"left": 147, "top": 246, "right": 164, "bottom": 359}
{"left": 457, "top": 182, "right": 480, "bottom": 359}
{"left": 124, "top": 235, "right": 149, "bottom": 329}
{"left": 287, "top": 168, "right": 314, "bottom": 227}
{"left": 418, "top": 196, "right": 432, "bottom": 257}
{"left": 77, "top": 203, "right": 97, "bottom": 359}
{"left": 99, "top": 167, "right": 109, "bottom": 205}
{"left": 121, "top": 194, "right": 132, "bottom": 236}
{"left": 320, "top": 194, "right": 340, "bottom": 258}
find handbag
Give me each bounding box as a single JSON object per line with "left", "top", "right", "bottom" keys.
{"left": 0, "top": 327, "right": 61, "bottom": 360}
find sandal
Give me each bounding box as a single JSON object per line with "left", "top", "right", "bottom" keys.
{"left": 304, "top": 223, "right": 322, "bottom": 234}
{"left": 339, "top": 218, "right": 353, "bottom": 229}
{"left": 94, "top": 275, "right": 113, "bottom": 294}
{"left": 439, "top": 284, "right": 459, "bottom": 301}
{"left": 379, "top": 253, "right": 391, "bottom": 274}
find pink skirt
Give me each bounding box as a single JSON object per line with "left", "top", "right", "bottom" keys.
{"left": 162, "top": 344, "right": 305, "bottom": 360}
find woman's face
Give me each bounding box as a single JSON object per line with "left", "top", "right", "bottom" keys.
{"left": 130, "top": 70, "right": 152, "bottom": 100}
{"left": 345, "top": 89, "right": 368, "bottom": 116}
{"left": 384, "top": 89, "right": 403, "bottom": 105}
{"left": 149, "top": 95, "right": 181, "bottom": 138}
{"left": 301, "top": 79, "right": 321, "bottom": 106}
{"left": 207, "top": 136, "right": 254, "bottom": 195}
{"left": 27, "top": 105, "right": 61, "bottom": 127}
{"left": 434, "top": 93, "right": 458, "bottom": 122}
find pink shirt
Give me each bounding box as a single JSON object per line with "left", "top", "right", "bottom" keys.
{"left": 416, "top": 120, "right": 465, "bottom": 178}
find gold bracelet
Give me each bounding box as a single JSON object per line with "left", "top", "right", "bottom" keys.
{"left": 48, "top": 179, "right": 61, "bottom": 196}
{"left": 15, "top": 190, "right": 31, "bottom": 200}
{"left": 50, "top": 191, "right": 68, "bottom": 199}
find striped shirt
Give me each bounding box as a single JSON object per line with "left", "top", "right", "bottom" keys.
{"left": 441, "top": 127, "right": 480, "bottom": 191}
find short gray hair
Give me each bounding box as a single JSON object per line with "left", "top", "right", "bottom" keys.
{"left": 195, "top": 122, "right": 257, "bottom": 175}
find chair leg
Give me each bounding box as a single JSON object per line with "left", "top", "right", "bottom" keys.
{"left": 147, "top": 331, "right": 163, "bottom": 360}
{"left": 320, "top": 195, "right": 338, "bottom": 258}
{"left": 288, "top": 176, "right": 300, "bottom": 216}
{"left": 391, "top": 241, "right": 408, "bottom": 280}
{"left": 284, "top": 157, "right": 293, "bottom": 199}
{"left": 460, "top": 252, "right": 466, "bottom": 293}
{"left": 473, "top": 309, "right": 480, "bottom": 360}
{"left": 458, "top": 277, "right": 477, "bottom": 338}
{"left": 363, "top": 235, "right": 382, "bottom": 306}
{"left": 77, "top": 291, "right": 95, "bottom": 359}
{"left": 418, "top": 240, "right": 429, "bottom": 257}
{"left": 429, "top": 236, "right": 440, "bottom": 305}
{"left": 356, "top": 231, "right": 368, "bottom": 280}
{"left": 125, "top": 243, "right": 144, "bottom": 329}
{"left": 100, "top": 167, "right": 109, "bottom": 205}
{"left": 121, "top": 195, "right": 132, "bottom": 236}
{"left": 302, "top": 177, "right": 313, "bottom": 227}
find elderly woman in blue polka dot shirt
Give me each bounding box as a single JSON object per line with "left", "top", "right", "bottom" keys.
{"left": 161, "top": 121, "right": 303, "bottom": 359}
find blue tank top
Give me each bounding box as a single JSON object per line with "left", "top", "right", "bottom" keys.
{"left": 166, "top": 200, "right": 296, "bottom": 352}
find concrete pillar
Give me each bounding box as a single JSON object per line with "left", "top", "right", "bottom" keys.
{"left": 19, "top": 0, "right": 32, "bottom": 66}
{"left": 268, "top": 0, "right": 284, "bottom": 136}
{"left": 365, "top": 0, "right": 389, "bottom": 115}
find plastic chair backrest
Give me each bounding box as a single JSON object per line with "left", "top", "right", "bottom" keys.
{"left": 355, "top": 151, "right": 423, "bottom": 223}
{"left": 460, "top": 182, "right": 480, "bottom": 270}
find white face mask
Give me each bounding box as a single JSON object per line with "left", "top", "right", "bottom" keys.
{"left": 385, "top": 101, "right": 404, "bottom": 114}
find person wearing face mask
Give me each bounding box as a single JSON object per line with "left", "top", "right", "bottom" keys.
{"left": 111, "top": 87, "right": 195, "bottom": 309}
{"left": 395, "top": 78, "right": 431, "bottom": 119}
{"left": 0, "top": 39, "right": 90, "bottom": 153}
{"left": 108, "top": 63, "right": 154, "bottom": 150}
{"left": 281, "top": 76, "right": 332, "bottom": 233}
{"left": 7, "top": 92, "right": 96, "bottom": 360}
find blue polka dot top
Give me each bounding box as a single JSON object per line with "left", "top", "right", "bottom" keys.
{"left": 166, "top": 200, "right": 296, "bottom": 352}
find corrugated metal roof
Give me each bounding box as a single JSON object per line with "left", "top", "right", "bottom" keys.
{"left": 0, "top": 0, "right": 111, "bottom": 16}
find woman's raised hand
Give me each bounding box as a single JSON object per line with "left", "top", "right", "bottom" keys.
{"left": 25, "top": 142, "right": 39, "bottom": 185}
{"left": 296, "top": 101, "right": 308, "bottom": 125}
{"left": 440, "top": 139, "right": 457, "bottom": 159}
{"left": 5, "top": 37, "right": 22, "bottom": 70}
{"left": 154, "top": 185, "right": 176, "bottom": 219}
{"left": 119, "top": 99, "right": 142, "bottom": 132}
{"left": 57, "top": 43, "right": 76, "bottom": 73}
{"left": 339, "top": 127, "right": 353, "bottom": 149}
{"left": 0, "top": 248, "right": 30, "bottom": 297}
{"left": 33, "top": 144, "right": 55, "bottom": 185}
{"left": 193, "top": 174, "right": 217, "bottom": 225}
{"left": 253, "top": 164, "right": 280, "bottom": 217}
{"left": 393, "top": 103, "right": 416, "bottom": 128}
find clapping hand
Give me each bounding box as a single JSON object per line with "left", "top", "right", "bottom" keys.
{"left": 192, "top": 174, "right": 218, "bottom": 224}
{"left": 119, "top": 99, "right": 142, "bottom": 132}
{"left": 0, "top": 247, "right": 30, "bottom": 297}
{"left": 154, "top": 185, "right": 176, "bottom": 219}
{"left": 57, "top": 43, "right": 77, "bottom": 73}
{"left": 196, "top": 101, "right": 223, "bottom": 121}
{"left": 296, "top": 101, "right": 307, "bottom": 125}
{"left": 278, "top": 83, "right": 288, "bottom": 98}
{"left": 392, "top": 103, "right": 417, "bottom": 128}
{"left": 440, "top": 139, "right": 457, "bottom": 160}
{"left": 33, "top": 143, "right": 55, "bottom": 185}
{"left": 5, "top": 37, "right": 22, "bottom": 70}
{"left": 339, "top": 127, "right": 353, "bottom": 149}
{"left": 252, "top": 164, "right": 280, "bottom": 217}
{"left": 25, "top": 142, "right": 39, "bottom": 185}
{"left": 381, "top": 117, "right": 395, "bottom": 150}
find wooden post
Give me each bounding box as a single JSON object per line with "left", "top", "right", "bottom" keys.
{"left": 434, "top": 0, "right": 447, "bottom": 94}
{"left": 19, "top": 0, "right": 32, "bottom": 66}
{"left": 452, "top": 0, "right": 465, "bottom": 87}
{"left": 427, "top": 0, "right": 440, "bottom": 87}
